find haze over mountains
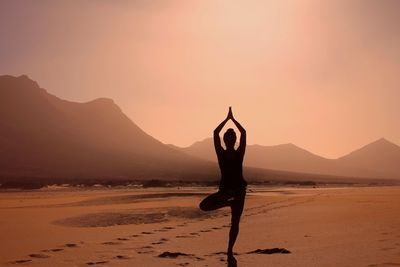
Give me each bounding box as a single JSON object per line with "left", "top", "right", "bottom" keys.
{"left": 0, "top": 75, "right": 399, "bottom": 184}
{"left": 0, "top": 74, "right": 301, "bottom": 184}
{"left": 0, "top": 75, "right": 217, "bottom": 180}
{"left": 176, "top": 137, "right": 400, "bottom": 179}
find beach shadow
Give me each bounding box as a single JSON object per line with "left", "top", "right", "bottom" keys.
{"left": 247, "top": 248, "right": 291, "bottom": 254}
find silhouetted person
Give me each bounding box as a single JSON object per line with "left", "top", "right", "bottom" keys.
{"left": 199, "top": 107, "right": 247, "bottom": 266}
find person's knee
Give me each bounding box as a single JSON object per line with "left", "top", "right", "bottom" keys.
{"left": 199, "top": 200, "right": 209, "bottom": 211}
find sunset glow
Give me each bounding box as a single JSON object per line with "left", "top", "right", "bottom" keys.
{"left": 1, "top": 0, "right": 399, "bottom": 158}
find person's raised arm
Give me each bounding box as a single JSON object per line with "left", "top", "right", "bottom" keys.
{"left": 231, "top": 115, "right": 246, "bottom": 155}
{"left": 214, "top": 109, "right": 231, "bottom": 154}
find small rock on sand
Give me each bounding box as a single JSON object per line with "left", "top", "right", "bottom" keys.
{"left": 158, "top": 251, "right": 193, "bottom": 258}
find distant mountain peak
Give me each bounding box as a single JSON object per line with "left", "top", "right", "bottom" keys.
{"left": 373, "top": 137, "right": 394, "bottom": 145}
{"left": 88, "top": 97, "right": 115, "bottom": 105}
{"left": 339, "top": 137, "right": 400, "bottom": 161}
{"left": 83, "top": 98, "right": 121, "bottom": 114}
{"left": 17, "top": 74, "right": 39, "bottom": 86}
{"left": 253, "top": 142, "right": 304, "bottom": 151}
{"left": 0, "top": 74, "right": 40, "bottom": 90}
{"left": 275, "top": 143, "right": 297, "bottom": 148}
{"left": 0, "top": 74, "right": 32, "bottom": 81}
{"left": 363, "top": 138, "right": 399, "bottom": 149}
{"left": 18, "top": 74, "right": 31, "bottom": 80}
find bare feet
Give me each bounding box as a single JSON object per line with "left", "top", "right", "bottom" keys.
{"left": 227, "top": 253, "right": 237, "bottom": 267}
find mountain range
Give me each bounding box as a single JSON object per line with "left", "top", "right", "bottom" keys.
{"left": 0, "top": 75, "right": 398, "bottom": 185}
{"left": 174, "top": 137, "right": 400, "bottom": 179}
{"left": 0, "top": 75, "right": 216, "bottom": 180}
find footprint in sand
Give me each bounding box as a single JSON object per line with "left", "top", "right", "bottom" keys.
{"left": 114, "top": 255, "right": 131, "bottom": 260}
{"left": 141, "top": 231, "right": 154, "bottom": 235}
{"left": 102, "top": 241, "right": 121, "bottom": 245}
{"left": 42, "top": 248, "right": 64, "bottom": 252}
{"left": 200, "top": 229, "right": 211, "bottom": 233}
{"left": 86, "top": 261, "right": 109, "bottom": 265}
{"left": 130, "top": 234, "right": 140, "bottom": 237}
{"left": 163, "top": 226, "right": 174, "bottom": 230}
{"left": 29, "top": 253, "right": 50, "bottom": 259}
{"left": 136, "top": 249, "right": 155, "bottom": 254}
{"left": 157, "top": 251, "right": 204, "bottom": 261}
{"left": 135, "top": 245, "right": 156, "bottom": 254}
{"left": 152, "top": 237, "right": 170, "bottom": 245}
{"left": 64, "top": 243, "right": 78, "bottom": 248}
{"left": 117, "top": 237, "right": 129, "bottom": 241}
{"left": 382, "top": 247, "right": 395, "bottom": 251}
{"left": 10, "top": 259, "right": 32, "bottom": 264}
{"left": 175, "top": 235, "right": 194, "bottom": 238}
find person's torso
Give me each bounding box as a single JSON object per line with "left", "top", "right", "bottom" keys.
{"left": 217, "top": 149, "right": 247, "bottom": 190}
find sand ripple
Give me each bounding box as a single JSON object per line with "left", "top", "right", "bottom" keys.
{"left": 54, "top": 207, "right": 222, "bottom": 227}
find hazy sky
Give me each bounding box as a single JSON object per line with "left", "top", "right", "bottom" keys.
{"left": 1, "top": 0, "right": 399, "bottom": 158}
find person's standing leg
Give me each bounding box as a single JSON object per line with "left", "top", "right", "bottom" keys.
{"left": 227, "top": 189, "right": 246, "bottom": 265}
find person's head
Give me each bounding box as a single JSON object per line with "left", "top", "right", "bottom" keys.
{"left": 223, "top": 128, "right": 236, "bottom": 149}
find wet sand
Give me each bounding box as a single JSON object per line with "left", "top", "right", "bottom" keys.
{"left": 1, "top": 186, "right": 399, "bottom": 266}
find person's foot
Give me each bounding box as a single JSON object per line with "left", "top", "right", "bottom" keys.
{"left": 227, "top": 253, "right": 237, "bottom": 267}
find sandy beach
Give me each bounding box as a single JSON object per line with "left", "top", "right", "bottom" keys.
{"left": 1, "top": 186, "right": 399, "bottom": 267}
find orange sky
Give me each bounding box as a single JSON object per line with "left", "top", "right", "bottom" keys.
{"left": 1, "top": 0, "right": 399, "bottom": 158}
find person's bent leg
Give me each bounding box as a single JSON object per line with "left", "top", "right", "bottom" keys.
{"left": 227, "top": 190, "right": 246, "bottom": 259}
{"left": 199, "top": 191, "right": 232, "bottom": 211}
